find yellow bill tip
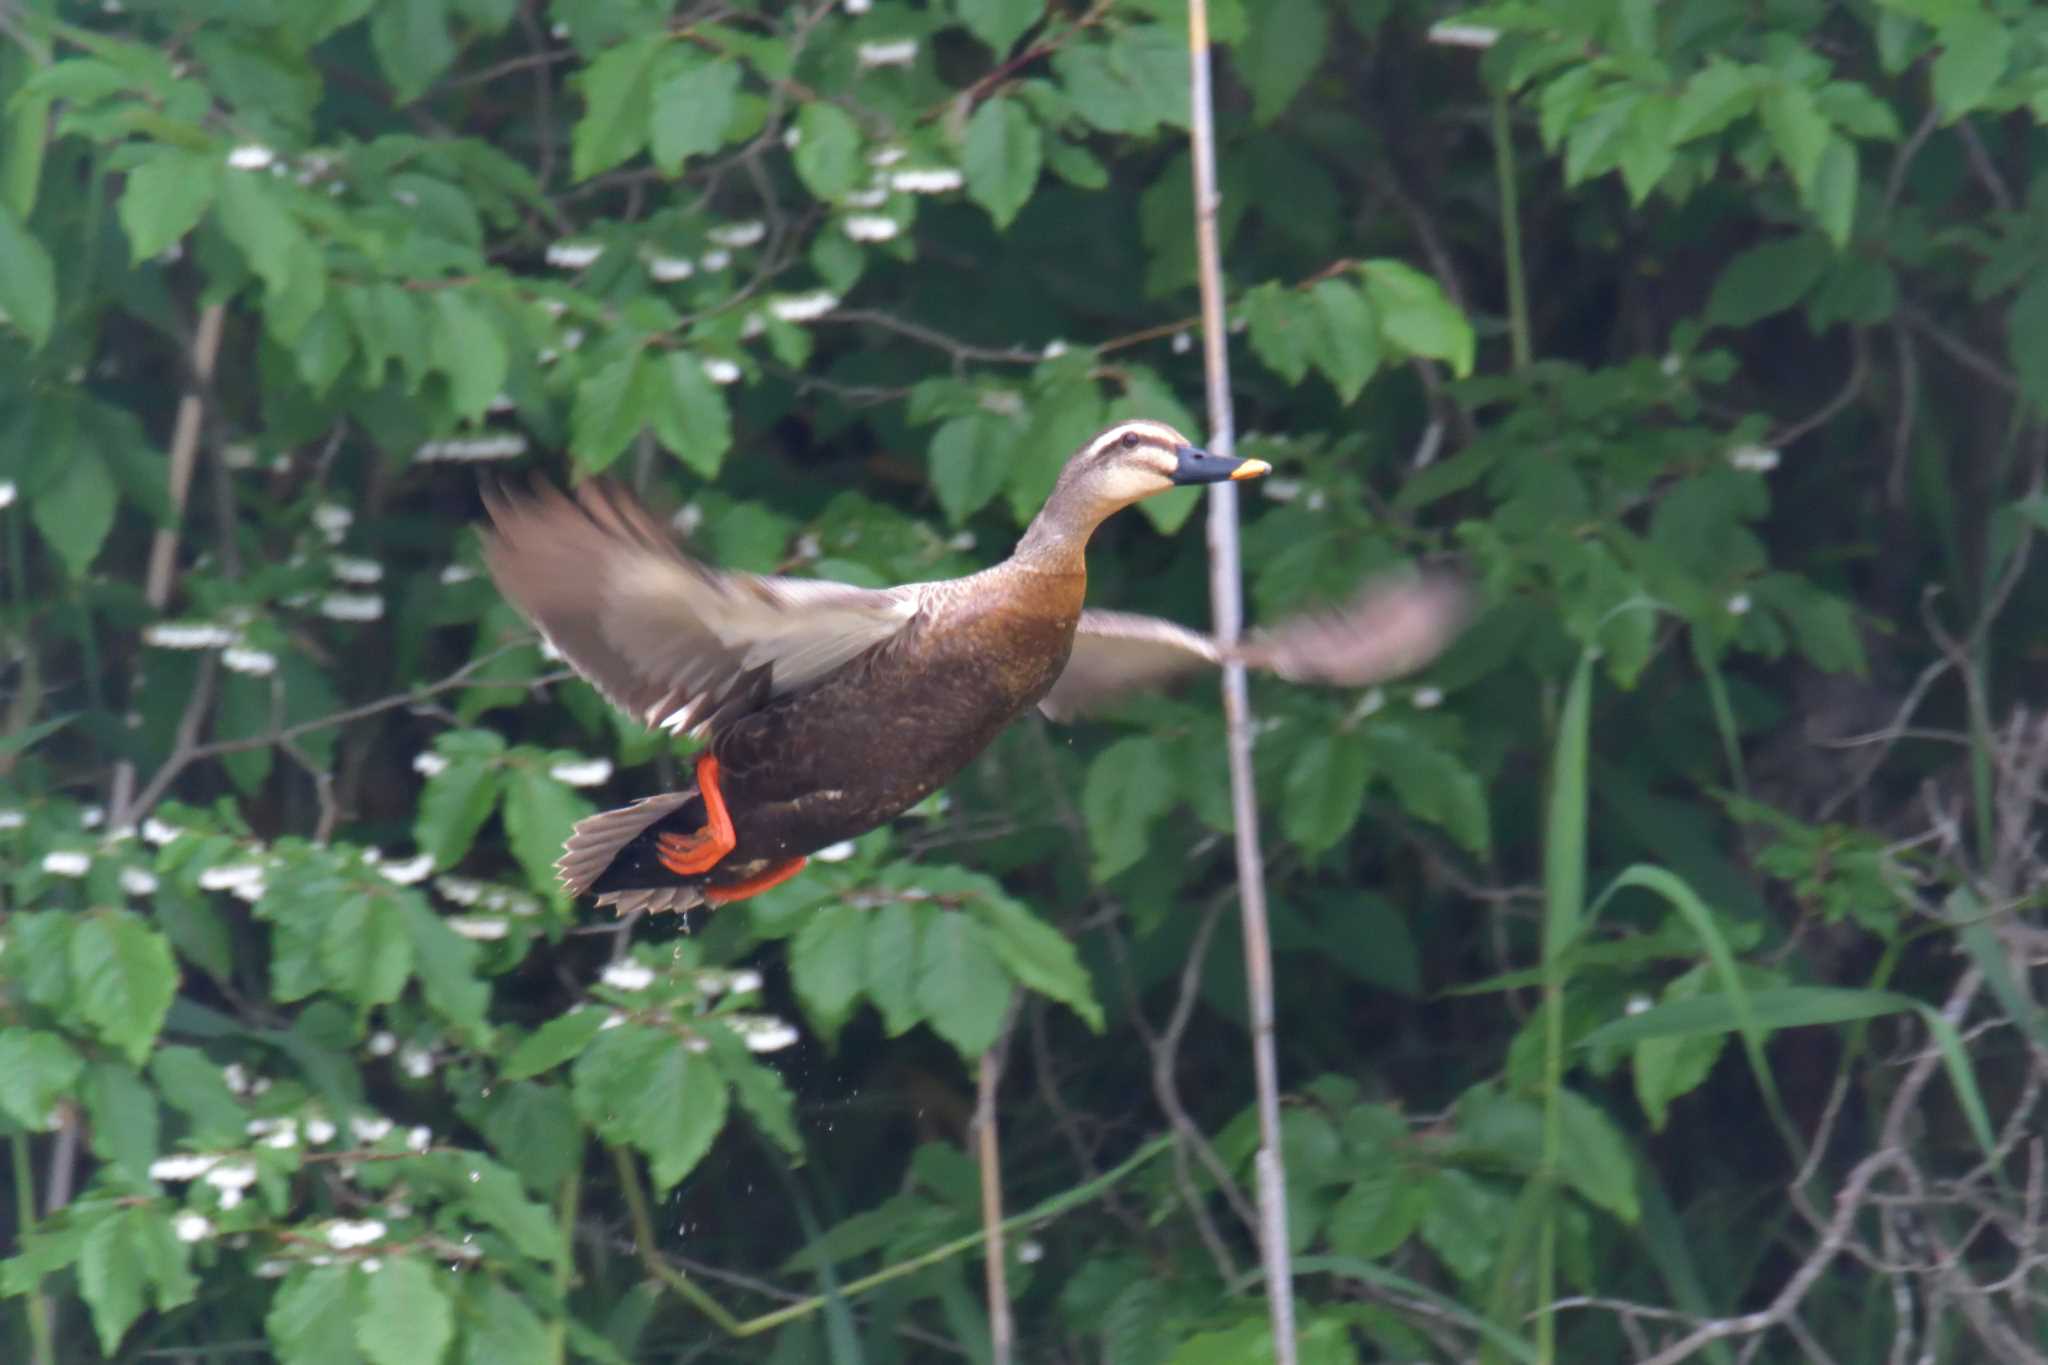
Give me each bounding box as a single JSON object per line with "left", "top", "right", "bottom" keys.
{"left": 1229, "top": 458, "right": 1272, "bottom": 482}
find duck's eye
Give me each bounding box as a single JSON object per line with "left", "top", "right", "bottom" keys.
{"left": 1120, "top": 431, "right": 1140, "bottom": 450}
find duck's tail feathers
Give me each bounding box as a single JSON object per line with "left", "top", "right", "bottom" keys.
{"left": 558, "top": 792, "right": 706, "bottom": 914}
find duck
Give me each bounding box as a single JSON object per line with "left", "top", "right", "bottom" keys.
{"left": 480, "top": 418, "right": 1468, "bottom": 916}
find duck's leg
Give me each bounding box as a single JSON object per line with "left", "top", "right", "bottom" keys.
{"left": 704, "top": 856, "right": 808, "bottom": 904}
{"left": 653, "top": 753, "right": 737, "bottom": 876}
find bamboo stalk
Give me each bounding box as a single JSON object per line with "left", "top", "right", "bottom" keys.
{"left": 1184, "top": 4, "right": 1297, "bottom": 1361}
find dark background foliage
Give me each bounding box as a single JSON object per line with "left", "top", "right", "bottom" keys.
{"left": 2, "top": 0, "right": 2044, "bottom": 1361}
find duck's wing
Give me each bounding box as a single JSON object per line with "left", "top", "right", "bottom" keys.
{"left": 1039, "top": 572, "right": 1470, "bottom": 721}
{"left": 481, "top": 480, "right": 920, "bottom": 738}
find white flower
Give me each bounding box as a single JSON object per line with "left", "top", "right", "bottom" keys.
{"left": 199, "top": 863, "right": 265, "bottom": 892}
{"left": 399, "top": 1045, "right": 435, "bottom": 1079}
{"left": 708, "top": 221, "right": 765, "bottom": 248}
{"left": 814, "top": 840, "right": 857, "bottom": 863}
{"left": 647, "top": 254, "right": 695, "bottom": 282}
{"left": 221, "top": 443, "right": 258, "bottom": 469}
{"left": 379, "top": 852, "right": 434, "bottom": 886}
{"left": 222, "top": 646, "right": 278, "bottom": 676}
{"left": 1626, "top": 994, "right": 1654, "bottom": 1015}
{"left": 548, "top": 757, "right": 613, "bottom": 788}
{"left": 889, "top": 167, "right": 963, "bottom": 194}
{"left": 845, "top": 0, "right": 871, "bottom": 11}
{"left": 319, "top": 592, "right": 384, "bottom": 622}
{"left": 1726, "top": 592, "right": 1752, "bottom": 616}
{"left": 438, "top": 563, "right": 477, "bottom": 585}
{"left": 248, "top": 1117, "right": 298, "bottom": 1149}
{"left": 325, "top": 1218, "right": 387, "bottom": 1249}
{"left": 1172, "top": 330, "right": 1192, "bottom": 354}
{"left": 227, "top": 144, "right": 276, "bottom": 171}
{"left": 843, "top": 214, "right": 901, "bottom": 242}
{"left": 312, "top": 502, "right": 353, "bottom": 539}
{"left": 1041, "top": 339, "right": 1068, "bottom": 359}
{"left": 405, "top": 1125, "right": 432, "bottom": 1153}
{"left": 602, "top": 960, "right": 656, "bottom": 992}
{"left": 947, "top": 531, "right": 977, "bottom": 552}
{"left": 868, "top": 145, "right": 907, "bottom": 168}
{"left": 449, "top": 916, "right": 509, "bottom": 941}
{"left": 360, "top": 1258, "right": 383, "bottom": 1274}
{"left": 1426, "top": 22, "right": 1499, "bottom": 47}
{"left": 0, "top": 808, "right": 22, "bottom": 830}
{"left": 121, "top": 866, "right": 160, "bottom": 896}
{"left": 843, "top": 186, "right": 889, "bottom": 209}
{"left": 727, "top": 968, "right": 763, "bottom": 994}
{"left": 672, "top": 502, "right": 705, "bottom": 537}
{"left": 599, "top": 1011, "right": 626, "bottom": 1030}
{"left": 366, "top": 1031, "right": 398, "bottom": 1058}
{"left": 1661, "top": 353, "right": 1683, "bottom": 376}
{"left": 144, "top": 622, "right": 237, "bottom": 649}
{"left": 0, "top": 480, "right": 14, "bottom": 509}
{"left": 222, "top": 1063, "right": 253, "bottom": 1094}
{"left": 857, "top": 37, "right": 918, "bottom": 68}
{"left": 700, "top": 248, "right": 732, "bottom": 272}
{"left": 412, "top": 751, "right": 449, "bottom": 778}
{"left": 330, "top": 555, "right": 383, "bottom": 584}
{"left": 173, "top": 1212, "right": 215, "bottom": 1243}
{"left": 545, "top": 241, "right": 603, "bottom": 270}
{"left": 350, "top": 1114, "right": 394, "bottom": 1143}
{"left": 769, "top": 291, "right": 840, "bottom": 323}
{"left": 414, "top": 432, "right": 530, "bottom": 462}
{"left": 1411, "top": 686, "right": 1444, "bottom": 709}
{"left": 149, "top": 1154, "right": 221, "bottom": 1182}
{"left": 1018, "top": 1238, "right": 1044, "bottom": 1263}
{"left": 434, "top": 875, "right": 482, "bottom": 905}
{"left": 203, "top": 1161, "right": 258, "bottom": 1191}
{"left": 729, "top": 1014, "right": 801, "bottom": 1052}
{"left": 40, "top": 851, "right": 89, "bottom": 877}
{"left": 142, "top": 816, "right": 181, "bottom": 845}
{"left": 1728, "top": 445, "right": 1780, "bottom": 473}
{"left": 255, "top": 1260, "right": 290, "bottom": 1278}
{"left": 305, "top": 1116, "right": 337, "bottom": 1144}
{"left": 1260, "top": 477, "right": 1303, "bottom": 503}
{"left": 703, "top": 358, "right": 742, "bottom": 385}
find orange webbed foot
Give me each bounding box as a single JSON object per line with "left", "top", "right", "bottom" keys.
{"left": 653, "top": 753, "right": 737, "bottom": 877}
{"left": 704, "top": 857, "right": 808, "bottom": 904}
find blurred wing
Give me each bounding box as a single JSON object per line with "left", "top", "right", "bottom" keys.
{"left": 1038, "top": 573, "right": 1471, "bottom": 721}
{"left": 481, "top": 480, "right": 920, "bottom": 738}
{"left": 1038, "top": 610, "right": 1221, "bottom": 721}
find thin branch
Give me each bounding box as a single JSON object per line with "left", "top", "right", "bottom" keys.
{"left": 976, "top": 995, "right": 1022, "bottom": 1365}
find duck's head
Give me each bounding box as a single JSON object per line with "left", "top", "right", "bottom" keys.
{"left": 1055, "top": 419, "right": 1270, "bottom": 516}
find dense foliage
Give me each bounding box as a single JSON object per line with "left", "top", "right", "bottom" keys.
{"left": 3, "top": 0, "right": 2045, "bottom": 1360}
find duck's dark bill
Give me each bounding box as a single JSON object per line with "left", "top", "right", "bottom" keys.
{"left": 1171, "top": 446, "right": 1273, "bottom": 485}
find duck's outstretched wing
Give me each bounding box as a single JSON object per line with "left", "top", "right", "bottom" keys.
{"left": 1039, "top": 572, "right": 1471, "bottom": 721}
{"left": 481, "top": 480, "right": 920, "bottom": 739}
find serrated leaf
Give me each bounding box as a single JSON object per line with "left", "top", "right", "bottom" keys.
{"left": 69, "top": 909, "right": 179, "bottom": 1066}
{"left": 959, "top": 0, "right": 1040, "bottom": 53}
{"left": 432, "top": 292, "right": 508, "bottom": 423}
{"left": 702, "top": 1023, "right": 802, "bottom": 1153}
{"left": 31, "top": 448, "right": 117, "bottom": 578}
{"left": 634, "top": 1043, "right": 729, "bottom": 1192}
{"left": 0, "top": 201, "right": 55, "bottom": 347}
{"left": 1759, "top": 80, "right": 1828, "bottom": 190}
{"left": 964, "top": 96, "right": 1041, "bottom": 229}
{"left": 462, "top": 1280, "right": 551, "bottom": 1365}
{"left": 503, "top": 1008, "right": 612, "bottom": 1080}
{"left": 1555, "top": 1089, "right": 1641, "bottom": 1222}
{"left": 1308, "top": 278, "right": 1379, "bottom": 402}
{"left": 150, "top": 1045, "right": 245, "bottom": 1143}
{"left": 320, "top": 893, "right": 413, "bottom": 1005}
{"left": 1360, "top": 259, "right": 1473, "bottom": 376}
{"left": 928, "top": 411, "right": 1016, "bottom": 524}
{"left": 404, "top": 903, "right": 490, "bottom": 1043}
{"left": 789, "top": 906, "right": 870, "bottom": 1042}
{"left": 1243, "top": 281, "right": 1312, "bottom": 385}
{"left": 0, "top": 1028, "right": 84, "bottom": 1130}
{"left": 572, "top": 34, "right": 664, "bottom": 180}
{"left": 1283, "top": 732, "right": 1370, "bottom": 854}
{"left": 1634, "top": 967, "right": 1726, "bottom": 1130}
{"left": 118, "top": 148, "right": 218, "bottom": 262}
{"left": 415, "top": 757, "right": 505, "bottom": 869}
{"left": 1669, "top": 61, "right": 1756, "bottom": 143}
{"left": 913, "top": 912, "right": 1011, "bottom": 1057}
{"left": 1234, "top": 0, "right": 1327, "bottom": 124}
{"left": 1932, "top": 12, "right": 2010, "bottom": 122}
{"left": 970, "top": 893, "right": 1103, "bottom": 1031}
{"left": 267, "top": 1266, "right": 362, "bottom": 1365}
{"left": 1704, "top": 234, "right": 1829, "bottom": 327}
{"left": 1004, "top": 384, "right": 1102, "bottom": 524}
{"left": 651, "top": 58, "right": 740, "bottom": 174}
{"left": 369, "top": 0, "right": 456, "bottom": 102}
{"left": 358, "top": 1258, "right": 454, "bottom": 1365}
{"left": 651, "top": 351, "right": 733, "bottom": 478}
{"left": 502, "top": 767, "right": 594, "bottom": 897}
{"left": 793, "top": 101, "right": 861, "bottom": 200}
{"left": 217, "top": 170, "right": 306, "bottom": 302}
{"left": 1081, "top": 735, "right": 1173, "bottom": 880}
{"left": 1365, "top": 724, "right": 1490, "bottom": 854}
{"left": 1327, "top": 1165, "right": 1426, "bottom": 1259}
{"left": 82, "top": 1061, "right": 160, "bottom": 1182}
{"left": 79, "top": 1211, "right": 147, "bottom": 1356}
{"left": 864, "top": 899, "right": 923, "bottom": 1035}
{"left": 1808, "top": 137, "right": 1857, "bottom": 248}
{"left": 455, "top": 1155, "right": 558, "bottom": 1259}
{"left": 571, "top": 351, "right": 646, "bottom": 473}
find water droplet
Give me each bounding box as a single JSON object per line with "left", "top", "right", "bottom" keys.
{"left": 467, "top": 1170, "right": 480, "bottom": 1183}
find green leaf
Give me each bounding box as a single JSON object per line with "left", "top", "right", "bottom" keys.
{"left": 2009, "top": 274, "right": 2048, "bottom": 419}
{"left": 1307, "top": 278, "right": 1380, "bottom": 402}
{"left": 462, "top": 1280, "right": 551, "bottom": 1365}
{"left": 502, "top": 767, "right": 594, "bottom": 897}
{"left": 1669, "top": 61, "right": 1757, "bottom": 143}
{"left": 1234, "top": 0, "right": 1328, "bottom": 124}
{"left": 573, "top": 1024, "right": 729, "bottom": 1191}
{"left": 1582, "top": 984, "right": 1923, "bottom": 1049}
{"left": 572, "top": 34, "right": 665, "bottom": 179}
{"left": 217, "top": 170, "right": 307, "bottom": 302}
{"left": 571, "top": 351, "right": 647, "bottom": 472}
{"left": 1758, "top": 80, "right": 1828, "bottom": 190}
{"left": 963, "top": 96, "right": 1042, "bottom": 229}
{"left": 1554, "top": 1089, "right": 1640, "bottom": 1222}
{"left": 1243, "top": 281, "right": 1312, "bottom": 385}
{"left": 1705, "top": 235, "right": 1829, "bottom": 328}
{"left": 864, "top": 900, "right": 923, "bottom": 1035}
{"left": 432, "top": 293, "right": 508, "bottom": 423}
{"left": 1327, "top": 1165, "right": 1426, "bottom": 1259}
{"left": 789, "top": 906, "right": 870, "bottom": 1042}
{"left": 1081, "top": 735, "right": 1174, "bottom": 880}
{"left": 31, "top": 448, "right": 117, "bottom": 577}
{"left": 267, "top": 1266, "right": 363, "bottom": 1365}
{"left": 970, "top": 894, "right": 1104, "bottom": 1031}
{"left": 82, "top": 1061, "right": 161, "bottom": 1182}
{"left": 650, "top": 351, "right": 733, "bottom": 478}
{"left": 503, "top": 1007, "right": 612, "bottom": 1080}
{"left": 1004, "top": 382, "right": 1103, "bottom": 524}
{"left": 1283, "top": 733, "right": 1370, "bottom": 854}
{"left": 959, "top": 0, "right": 1040, "bottom": 53}
{"left": 1360, "top": 259, "right": 1473, "bottom": 376}
{"left": 70, "top": 909, "right": 179, "bottom": 1066}
{"left": 1807, "top": 137, "right": 1857, "bottom": 248}
{"left": 702, "top": 1023, "right": 802, "bottom": 1153}
{"left": 1932, "top": 12, "right": 2010, "bottom": 122}
{"left": 453, "top": 1154, "right": 558, "bottom": 1259}
{"left": 1634, "top": 966, "right": 1727, "bottom": 1130}
{"left": 369, "top": 0, "right": 457, "bottom": 102}
{"left": 0, "top": 201, "right": 55, "bottom": 347}
{"left": 913, "top": 912, "right": 1011, "bottom": 1057}
{"left": 793, "top": 101, "right": 862, "bottom": 200}
{"left": 358, "top": 1258, "right": 455, "bottom": 1365}
{"left": 118, "top": 148, "right": 219, "bottom": 262}
{"left": 650, "top": 58, "right": 741, "bottom": 174}
{"left": 320, "top": 893, "right": 414, "bottom": 1005}
{"left": 404, "top": 904, "right": 490, "bottom": 1043}
{"left": 928, "top": 411, "right": 1016, "bottom": 524}
{"left": 150, "top": 1046, "right": 246, "bottom": 1143}
{"left": 415, "top": 752, "right": 505, "bottom": 870}
{"left": 1365, "top": 724, "right": 1491, "bottom": 855}
{"left": 79, "top": 1210, "right": 147, "bottom": 1357}
{"left": 0, "top": 1027, "right": 85, "bottom": 1130}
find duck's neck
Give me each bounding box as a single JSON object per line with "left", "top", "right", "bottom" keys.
{"left": 1011, "top": 480, "right": 1110, "bottom": 575}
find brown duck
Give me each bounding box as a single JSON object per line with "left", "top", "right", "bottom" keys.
{"left": 481, "top": 419, "right": 1467, "bottom": 915}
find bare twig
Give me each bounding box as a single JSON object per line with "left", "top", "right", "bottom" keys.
{"left": 1186, "top": 3, "right": 1296, "bottom": 1360}
{"left": 976, "top": 994, "right": 1021, "bottom": 1365}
